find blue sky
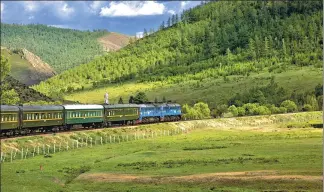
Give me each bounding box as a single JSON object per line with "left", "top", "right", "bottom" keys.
{"left": 0, "top": 1, "right": 201, "bottom": 36}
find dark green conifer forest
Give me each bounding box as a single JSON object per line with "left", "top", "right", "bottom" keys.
{"left": 1, "top": 23, "right": 108, "bottom": 73}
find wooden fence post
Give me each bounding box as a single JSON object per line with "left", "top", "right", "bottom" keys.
{"left": 21, "top": 148, "right": 23, "bottom": 159}
{"left": 14, "top": 149, "right": 17, "bottom": 159}
{"left": 37, "top": 145, "right": 40, "bottom": 155}
{"left": 110, "top": 135, "right": 112, "bottom": 143}
{"left": 25, "top": 148, "right": 29, "bottom": 159}
{"left": 10, "top": 150, "right": 13, "bottom": 162}
{"left": 101, "top": 137, "right": 103, "bottom": 145}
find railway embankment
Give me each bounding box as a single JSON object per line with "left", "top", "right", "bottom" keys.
{"left": 1, "top": 111, "right": 322, "bottom": 163}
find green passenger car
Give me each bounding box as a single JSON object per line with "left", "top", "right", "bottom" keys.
{"left": 63, "top": 105, "right": 104, "bottom": 127}
{"left": 0, "top": 105, "right": 20, "bottom": 131}
{"left": 21, "top": 105, "right": 64, "bottom": 129}
{"left": 103, "top": 104, "right": 140, "bottom": 125}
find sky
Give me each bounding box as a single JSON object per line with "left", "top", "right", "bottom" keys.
{"left": 0, "top": 1, "right": 201, "bottom": 36}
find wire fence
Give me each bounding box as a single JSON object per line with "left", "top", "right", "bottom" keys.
{"left": 0, "top": 126, "right": 193, "bottom": 163}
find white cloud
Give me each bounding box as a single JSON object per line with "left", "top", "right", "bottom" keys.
{"left": 136, "top": 32, "right": 143, "bottom": 39}
{"left": 28, "top": 16, "right": 35, "bottom": 20}
{"left": 100, "top": 1, "right": 165, "bottom": 17}
{"left": 1, "top": 2, "right": 4, "bottom": 18}
{"left": 88, "top": 1, "right": 104, "bottom": 14}
{"left": 90, "top": 1, "right": 102, "bottom": 11}
{"left": 23, "top": 2, "right": 39, "bottom": 12}
{"left": 180, "top": 1, "right": 189, "bottom": 10}
{"left": 1, "top": 2, "right": 4, "bottom": 13}
{"left": 60, "top": 3, "right": 74, "bottom": 16}
{"left": 167, "top": 10, "right": 176, "bottom": 15}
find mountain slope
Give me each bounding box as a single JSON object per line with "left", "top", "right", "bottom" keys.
{"left": 1, "top": 47, "right": 56, "bottom": 85}
{"left": 34, "top": 1, "right": 323, "bottom": 109}
{"left": 98, "top": 32, "right": 130, "bottom": 52}
{"left": 1, "top": 24, "right": 112, "bottom": 73}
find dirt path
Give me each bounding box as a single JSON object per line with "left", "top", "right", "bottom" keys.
{"left": 77, "top": 170, "right": 322, "bottom": 183}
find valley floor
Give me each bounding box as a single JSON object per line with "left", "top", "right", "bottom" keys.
{"left": 1, "top": 112, "right": 322, "bottom": 192}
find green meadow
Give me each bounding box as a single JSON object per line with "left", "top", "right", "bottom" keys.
{"left": 1, "top": 112, "right": 323, "bottom": 192}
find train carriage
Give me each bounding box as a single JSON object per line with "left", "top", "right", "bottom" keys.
{"left": 21, "top": 105, "right": 64, "bottom": 132}
{"left": 63, "top": 104, "right": 104, "bottom": 128}
{"left": 0, "top": 105, "right": 20, "bottom": 135}
{"left": 103, "top": 104, "right": 140, "bottom": 126}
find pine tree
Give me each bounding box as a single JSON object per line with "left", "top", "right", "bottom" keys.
{"left": 167, "top": 17, "right": 171, "bottom": 27}
{"left": 171, "top": 15, "right": 176, "bottom": 25}
{"left": 155, "top": 97, "right": 158, "bottom": 103}
{"left": 143, "top": 28, "right": 148, "bottom": 37}
{"left": 163, "top": 96, "right": 166, "bottom": 103}
{"left": 175, "top": 14, "right": 179, "bottom": 24}
{"left": 129, "top": 96, "right": 134, "bottom": 104}
{"left": 118, "top": 97, "right": 123, "bottom": 104}
{"left": 159, "top": 21, "right": 165, "bottom": 30}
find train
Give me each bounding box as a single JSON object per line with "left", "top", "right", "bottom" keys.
{"left": 0, "top": 103, "right": 182, "bottom": 136}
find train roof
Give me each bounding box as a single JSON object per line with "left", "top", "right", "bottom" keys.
{"left": 63, "top": 104, "right": 104, "bottom": 110}
{"left": 1, "top": 105, "right": 20, "bottom": 112}
{"left": 139, "top": 103, "right": 181, "bottom": 108}
{"left": 160, "top": 103, "right": 181, "bottom": 107}
{"left": 103, "top": 104, "right": 140, "bottom": 109}
{"left": 22, "top": 105, "right": 64, "bottom": 111}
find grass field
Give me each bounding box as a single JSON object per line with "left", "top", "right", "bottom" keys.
{"left": 1, "top": 112, "right": 322, "bottom": 192}
{"left": 65, "top": 66, "right": 322, "bottom": 106}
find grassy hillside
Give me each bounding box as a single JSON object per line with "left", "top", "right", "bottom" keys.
{"left": 1, "top": 112, "right": 322, "bottom": 191}
{"left": 33, "top": 1, "right": 323, "bottom": 108}
{"left": 65, "top": 66, "right": 322, "bottom": 106}
{"left": 1, "top": 47, "right": 56, "bottom": 86}
{"left": 0, "top": 24, "right": 110, "bottom": 73}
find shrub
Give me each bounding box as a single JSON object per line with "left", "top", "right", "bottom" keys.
{"left": 228, "top": 105, "right": 238, "bottom": 116}
{"left": 242, "top": 103, "right": 259, "bottom": 115}
{"left": 278, "top": 107, "right": 287, "bottom": 113}
{"left": 280, "top": 100, "right": 297, "bottom": 112}
{"left": 255, "top": 106, "right": 271, "bottom": 115}
{"left": 302, "top": 104, "right": 313, "bottom": 111}
{"left": 237, "top": 107, "right": 245, "bottom": 116}
{"left": 193, "top": 102, "right": 211, "bottom": 118}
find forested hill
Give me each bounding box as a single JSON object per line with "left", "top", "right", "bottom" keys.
{"left": 34, "top": 1, "right": 323, "bottom": 106}
{"left": 1, "top": 24, "right": 111, "bottom": 73}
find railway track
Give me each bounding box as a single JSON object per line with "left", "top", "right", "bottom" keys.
{"left": 0, "top": 119, "right": 187, "bottom": 140}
